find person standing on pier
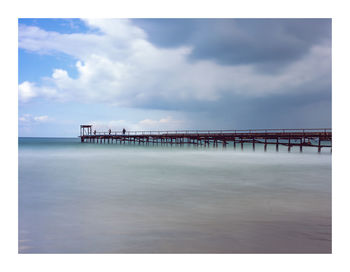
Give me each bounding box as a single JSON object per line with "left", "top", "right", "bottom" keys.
{"left": 122, "top": 128, "right": 126, "bottom": 135}
{"left": 109, "top": 129, "right": 111, "bottom": 135}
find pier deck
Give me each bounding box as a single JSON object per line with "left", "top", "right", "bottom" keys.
{"left": 79, "top": 126, "right": 332, "bottom": 153}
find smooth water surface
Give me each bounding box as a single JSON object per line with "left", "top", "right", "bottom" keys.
{"left": 19, "top": 138, "right": 331, "bottom": 253}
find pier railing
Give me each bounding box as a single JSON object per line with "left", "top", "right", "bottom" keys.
{"left": 93, "top": 128, "right": 331, "bottom": 136}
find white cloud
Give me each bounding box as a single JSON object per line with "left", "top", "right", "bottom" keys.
{"left": 138, "top": 116, "right": 184, "bottom": 130}
{"left": 18, "top": 19, "right": 331, "bottom": 106}
{"left": 90, "top": 116, "right": 185, "bottom": 132}
{"left": 19, "top": 114, "right": 51, "bottom": 123}
{"left": 33, "top": 115, "right": 49, "bottom": 122}
{"left": 18, "top": 113, "right": 32, "bottom": 122}
{"left": 19, "top": 80, "right": 58, "bottom": 102}
{"left": 18, "top": 81, "right": 37, "bottom": 102}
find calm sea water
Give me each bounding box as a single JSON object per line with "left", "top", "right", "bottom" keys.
{"left": 18, "top": 137, "right": 331, "bottom": 253}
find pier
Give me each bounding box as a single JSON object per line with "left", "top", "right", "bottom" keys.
{"left": 79, "top": 125, "right": 332, "bottom": 153}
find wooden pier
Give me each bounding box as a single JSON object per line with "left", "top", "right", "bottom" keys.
{"left": 79, "top": 125, "right": 332, "bottom": 153}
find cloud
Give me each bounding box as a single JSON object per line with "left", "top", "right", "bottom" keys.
{"left": 134, "top": 19, "right": 331, "bottom": 70}
{"left": 18, "top": 81, "right": 37, "bottom": 102}
{"left": 18, "top": 114, "right": 32, "bottom": 122}
{"left": 90, "top": 116, "right": 185, "bottom": 132}
{"left": 19, "top": 80, "right": 58, "bottom": 102}
{"left": 18, "top": 19, "right": 331, "bottom": 129}
{"left": 33, "top": 115, "right": 49, "bottom": 122}
{"left": 138, "top": 116, "right": 184, "bottom": 130}
{"left": 19, "top": 114, "right": 51, "bottom": 123}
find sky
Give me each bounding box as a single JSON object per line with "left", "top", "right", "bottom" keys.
{"left": 18, "top": 18, "right": 331, "bottom": 137}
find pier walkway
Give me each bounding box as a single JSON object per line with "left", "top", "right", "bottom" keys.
{"left": 79, "top": 125, "right": 332, "bottom": 153}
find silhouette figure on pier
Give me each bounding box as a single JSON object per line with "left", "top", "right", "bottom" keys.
{"left": 122, "top": 128, "right": 126, "bottom": 135}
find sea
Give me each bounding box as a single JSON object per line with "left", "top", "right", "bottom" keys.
{"left": 18, "top": 137, "right": 331, "bottom": 253}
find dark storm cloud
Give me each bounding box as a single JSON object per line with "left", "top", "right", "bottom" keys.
{"left": 129, "top": 73, "right": 331, "bottom": 129}
{"left": 133, "top": 19, "right": 197, "bottom": 48}
{"left": 130, "top": 18, "right": 331, "bottom": 129}
{"left": 133, "top": 19, "right": 331, "bottom": 71}
{"left": 183, "top": 89, "right": 331, "bottom": 130}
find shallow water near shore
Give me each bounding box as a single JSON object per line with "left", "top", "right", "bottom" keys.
{"left": 18, "top": 137, "right": 331, "bottom": 253}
